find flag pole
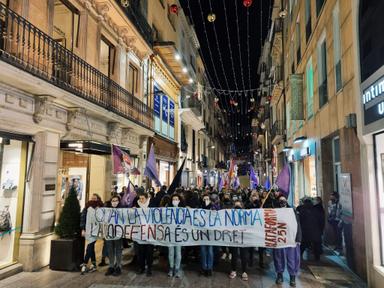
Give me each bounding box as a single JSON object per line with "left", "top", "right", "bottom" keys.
{"left": 260, "top": 189, "right": 271, "bottom": 208}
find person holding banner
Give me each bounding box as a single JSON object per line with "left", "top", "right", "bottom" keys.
{"left": 134, "top": 191, "right": 155, "bottom": 276}
{"left": 273, "top": 195, "right": 302, "bottom": 287}
{"left": 200, "top": 194, "right": 215, "bottom": 277}
{"left": 80, "top": 194, "right": 104, "bottom": 275}
{"left": 245, "top": 191, "right": 265, "bottom": 268}
{"left": 105, "top": 195, "right": 123, "bottom": 276}
{"left": 228, "top": 200, "right": 249, "bottom": 281}
{"left": 167, "top": 193, "right": 185, "bottom": 278}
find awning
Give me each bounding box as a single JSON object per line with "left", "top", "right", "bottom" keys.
{"left": 60, "top": 140, "right": 131, "bottom": 156}
{"left": 153, "top": 41, "right": 193, "bottom": 86}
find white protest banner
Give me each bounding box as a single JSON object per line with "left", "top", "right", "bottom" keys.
{"left": 85, "top": 207, "right": 297, "bottom": 248}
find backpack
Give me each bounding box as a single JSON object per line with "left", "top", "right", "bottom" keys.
{"left": 0, "top": 207, "right": 11, "bottom": 232}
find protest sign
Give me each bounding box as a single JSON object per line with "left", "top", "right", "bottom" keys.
{"left": 85, "top": 207, "right": 297, "bottom": 248}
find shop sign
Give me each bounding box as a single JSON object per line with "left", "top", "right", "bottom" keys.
{"left": 338, "top": 173, "right": 353, "bottom": 223}
{"left": 162, "top": 95, "right": 168, "bottom": 122}
{"left": 154, "top": 94, "right": 161, "bottom": 118}
{"left": 300, "top": 147, "right": 310, "bottom": 157}
{"left": 169, "top": 100, "right": 175, "bottom": 127}
{"left": 362, "top": 77, "right": 384, "bottom": 125}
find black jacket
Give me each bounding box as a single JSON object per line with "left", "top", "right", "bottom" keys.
{"left": 299, "top": 202, "right": 324, "bottom": 242}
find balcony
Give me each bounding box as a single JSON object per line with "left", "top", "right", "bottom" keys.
{"left": 116, "top": 0, "right": 153, "bottom": 46}
{"left": 0, "top": 3, "right": 153, "bottom": 130}
{"left": 179, "top": 89, "right": 204, "bottom": 130}
{"left": 271, "top": 120, "right": 284, "bottom": 145}
{"left": 271, "top": 66, "right": 283, "bottom": 103}
{"left": 271, "top": 19, "right": 283, "bottom": 62}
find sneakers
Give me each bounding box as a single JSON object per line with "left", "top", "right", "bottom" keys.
{"left": 228, "top": 253, "right": 232, "bottom": 261}
{"left": 276, "top": 272, "right": 283, "bottom": 284}
{"left": 241, "top": 272, "right": 248, "bottom": 281}
{"left": 289, "top": 275, "right": 296, "bottom": 287}
{"left": 174, "top": 269, "right": 182, "bottom": 278}
{"left": 221, "top": 253, "right": 227, "bottom": 260}
{"left": 105, "top": 267, "right": 114, "bottom": 276}
{"left": 113, "top": 267, "right": 121, "bottom": 276}
{"left": 229, "top": 271, "right": 237, "bottom": 279}
{"left": 168, "top": 269, "right": 174, "bottom": 277}
{"left": 80, "top": 264, "right": 87, "bottom": 275}
{"left": 88, "top": 264, "right": 96, "bottom": 273}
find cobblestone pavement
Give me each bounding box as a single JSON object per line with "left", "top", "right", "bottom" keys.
{"left": 0, "top": 246, "right": 366, "bottom": 288}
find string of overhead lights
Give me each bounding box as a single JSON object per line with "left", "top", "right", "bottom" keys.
{"left": 185, "top": 0, "right": 232, "bottom": 115}
{"left": 246, "top": 8, "right": 252, "bottom": 91}
{"left": 217, "top": 0, "right": 240, "bottom": 93}
{"left": 233, "top": 0, "right": 247, "bottom": 93}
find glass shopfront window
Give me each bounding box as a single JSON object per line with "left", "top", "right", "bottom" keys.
{"left": 374, "top": 132, "right": 384, "bottom": 264}
{"left": 0, "top": 138, "right": 28, "bottom": 268}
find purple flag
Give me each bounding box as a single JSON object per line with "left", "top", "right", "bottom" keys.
{"left": 218, "top": 174, "right": 224, "bottom": 192}
{"left": 144, "top": 144, "right": 161, "bottom": 187}
{"left": 112, "top": 144, "right": 131, "bottom": 174}
{"left": 264, "top": 176, "right": 271, "bottom": 190}
{"left": 249, "top": 165, "right": 258, "bottom": 189}
{"left": 275, "top": 164, "right": 291, "bottom": 197}
{"left": 233, "top": 176, "right": 240, "bottom": 190}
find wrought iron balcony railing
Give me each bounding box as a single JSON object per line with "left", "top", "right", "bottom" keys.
{"left": 180, "top": 94, "right": 202, "bottom": 117}
{"left": 117, "top": 0, "right": 153, "bottom": 46}
{"left": 0, "top": 3, "right": 153, "bottom": 130}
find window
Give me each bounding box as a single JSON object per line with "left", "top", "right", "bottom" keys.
{"left": 316, "top": 0, "right": 326, "bottom": 16}
{"left": 100, "top": 37, "right": 115, "bottom": 77}
{"left": 305, "top": 0, "right": 312, "bottom": 42}
{"left": 374, "top": 132, "right": 384, "bottom": 264}
{"left": 53, "top": 0, "right": 80, "bottom": 51}
{"left": 333, "top": 1, "right": 342, "bottom": 92}
{"left": 127, "top": 64, "right": 139, "bottom": 95}
{"left": 306, "top": 57, "right": 314, "bottom": 119}
{"left": 167, "top": 4, "right": 177, "bottom": 31}
{"left": 318, "top": 37, "right": 328, "bottom": 108}
{"left": 296, "top": 20, "right": 301, "bottom": 64}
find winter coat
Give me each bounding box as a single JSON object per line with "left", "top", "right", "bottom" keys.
{"left": 299, "top": 202, "right": 324, "bottom": 242}
{"left": 245, "top": 199, "right": 261, "bottom": 209}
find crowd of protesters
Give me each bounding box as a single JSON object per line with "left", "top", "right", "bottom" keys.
{"left": 78, "top": 184, "right": 340, "bottom": 287}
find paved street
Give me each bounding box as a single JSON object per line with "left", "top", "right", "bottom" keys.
{"left": 0, "top": 246, "right": 365, "bottom": 288}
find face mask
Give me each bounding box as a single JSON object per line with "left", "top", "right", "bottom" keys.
{"left": 172, "top": 200, "right": 180, "bottom": 207}
{"left": 204, "top": 199, "right": 210, "bottom": 206}
{"left": 279, "top": 201, "right": 287, "bottom": 207}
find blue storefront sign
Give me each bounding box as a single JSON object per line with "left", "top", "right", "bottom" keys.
{"left": 162, "top": 95, "right": 168, "bottom": 122}
{"left": 169, "top": 100, "right": 175, "bottom": 127}
{"left": 154, "top": 92, "right": 161, "bottom": 118}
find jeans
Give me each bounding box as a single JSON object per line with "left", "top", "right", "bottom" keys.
{"left": 106, "top": 239, "right": 123, "bottom": 269}
{"left": 102, "top": 240, "right": 108, "bottom": 258}
{"left": 200, "top": 245, "right": 213, "bottom": 270}
{"left": 230, "top": 247, "right": 248, "bottom": 273}
{"left": 84, "top": 241, "right": 96, "bottom": 264}
{"left": 168, "top": 246, "right": 182, "bottom": 271}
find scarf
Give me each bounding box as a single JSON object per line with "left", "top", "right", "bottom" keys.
{"left": 138, "top": 198, "right": 150, "bottom": 209}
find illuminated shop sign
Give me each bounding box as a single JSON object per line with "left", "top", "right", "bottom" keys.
{"left": 362, "top": 77, "right": 384, "bottom": 125}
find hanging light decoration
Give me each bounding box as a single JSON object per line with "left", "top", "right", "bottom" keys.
{"left": 121, "top": 0, "right": 129, "bottom": 7}
{"left": 243, "top": 0, "right": 253, "bottom": 8}
{"left": 250, "top": 97, "right": 255, "bottom": 103}
{"left": 207, "top": 13, "right": 216, "bottom": 22}
{"left": 170, "top": 4, "right": 179, "bottom": 15}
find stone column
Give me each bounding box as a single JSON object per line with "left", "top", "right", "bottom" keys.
{"left": 19, "top": 131, "right": 60, "bottom": 271}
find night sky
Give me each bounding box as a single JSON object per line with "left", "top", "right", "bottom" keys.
{"left": 180, "top": 0, "right": 272, "bottom": 156}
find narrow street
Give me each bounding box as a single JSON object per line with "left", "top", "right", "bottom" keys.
{"left": 0, "top": 246, "right": 365, "bottom": 288}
